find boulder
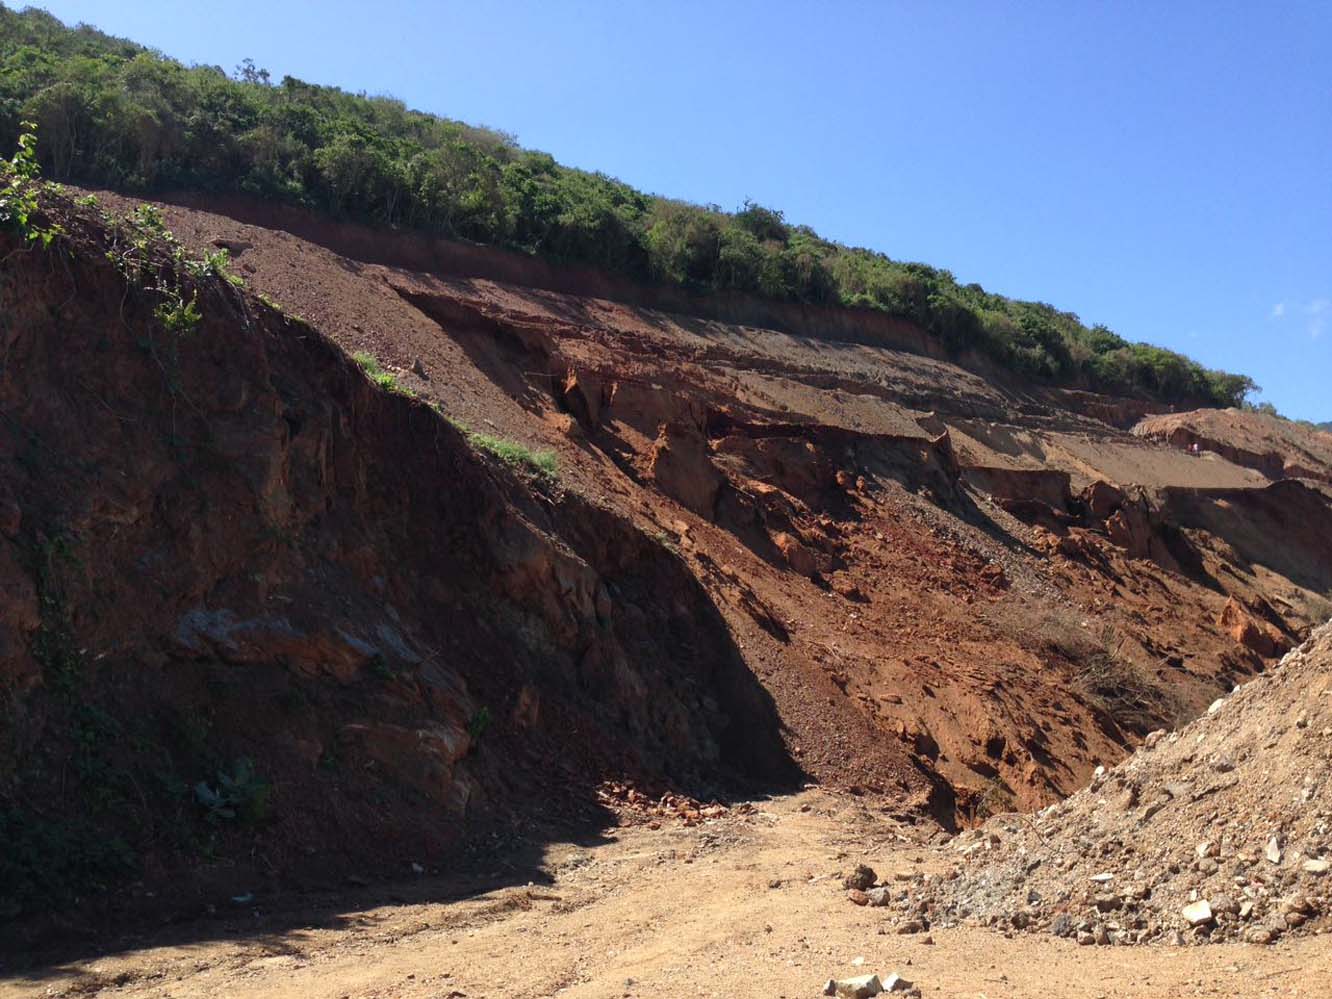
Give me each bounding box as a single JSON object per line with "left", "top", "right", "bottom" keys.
{"left": 1083, "top": 479, "right": 1125, "bottom": 519}
{"left": 1218, "top": 597, "right": 1288, "bottom": 658}
{"left": 844, "top": 864, "right": 878, "bottom": 890}
{"left": 772, "top": 530, "right": 821, "bottom": 579}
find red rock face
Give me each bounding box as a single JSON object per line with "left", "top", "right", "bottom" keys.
{"left": 1219, "top": 598, "right": 1289, "bottom": 658}
{"left": 8, "top": 190, "right": 1332, "bottom": 940}
{"left": 0, "top": 214, "right": 796, "bottom": 934}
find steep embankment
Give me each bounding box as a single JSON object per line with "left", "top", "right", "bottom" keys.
{"left": 0, "top": 201, "right": 795, "bottom": 941}
{"left": 4, "top": 188, "right": 1332, "bottom": 946}
{"left": 84, "top": 189, "right": 1332, "bottom": 802}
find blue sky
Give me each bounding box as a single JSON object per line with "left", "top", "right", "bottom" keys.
{"left": 34, "top": 1, "right": 1332, "bottom": 419}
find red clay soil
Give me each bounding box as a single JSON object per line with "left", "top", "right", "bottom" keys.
{"left": 85, "top": 186, "right": 1332, "bottom": 802}
{"left": 4, "top": 189, "right": 1332, "bottom": 950}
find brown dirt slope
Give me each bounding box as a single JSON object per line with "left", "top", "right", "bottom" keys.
{"left": 0, "top": 200, "right": 794, "bottom": 948}
{"left": 894, "top": 621, "right": 1332, "bottom": 947}
{"left": 1136, "top": 407, "right": 1332, "bottom": 485}
{"left": 95, "top": 187, "right": 1331, "bottom": 809}
{"left": 4, "top": 188, "right": 1332, "bottom": 952}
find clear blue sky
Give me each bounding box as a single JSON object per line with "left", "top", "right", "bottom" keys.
{"left": 34, "top": 0, "right": 1332, "bottom": 419}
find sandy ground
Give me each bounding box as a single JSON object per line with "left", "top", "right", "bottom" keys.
{"left": 6, "top": 790, "right": 1328, "bottom": 999}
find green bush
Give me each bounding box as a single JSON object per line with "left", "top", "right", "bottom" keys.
{"left": 193, "top": 756, "right": 271, "bottom": 825}
{"left": 0, "top": 119, "right": 59, "bottom": 246}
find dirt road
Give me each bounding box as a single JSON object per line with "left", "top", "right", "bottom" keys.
{"left": 5, "top": 791, "right": 1328, "bottom": 999}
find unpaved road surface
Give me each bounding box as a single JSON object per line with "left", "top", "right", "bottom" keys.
{"left": 5, "top": 791, "right": 1329, "bottom": 999}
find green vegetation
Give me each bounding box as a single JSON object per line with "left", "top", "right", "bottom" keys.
{"left": 352, "top": 350, "right": 413, "bottom": 396}
{"left": 466, "top": 432, "right": 558, "bottom": 477}
{"left": 193, "top": 756, "right": 272, "bottom": 825}
{"left": 0, "top": 118, "right": 58, "bottom": 245}
{"left": 467, "top": 706, "right": 492, "bottom": 743}
{"left": 353, "top": 356, "right": 555, "bottom": 476}
{"left": 103, "top": 202, "right": 209, "bottom": 335}
{"left": 0, "top": 4, "right": 1256, "bottom": 407}
{"left": 444, "top": 416, "right": 557, "bottom": 478}
{"left": 1241, "top": 398, "right": 1332, "bottom": 434}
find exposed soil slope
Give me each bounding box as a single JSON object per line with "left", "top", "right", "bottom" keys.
{"left": 0, "top": 202, "right": 794, "bottom": 945}
{"left": 96, "top": 188, "right": 1332, "bottom": 811}
{"left": 1136, "top": 407, "right": 1332, "bottom": 485}
{"left": 3, "top": 189, "right": 1332, "bottom": 953}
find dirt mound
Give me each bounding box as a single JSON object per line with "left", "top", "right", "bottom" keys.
{"left": 1135, "top": 408, "right": 1332, "bottom": 485}
{"left": 890, "top": 622, "right": 1332, "bottom": 945}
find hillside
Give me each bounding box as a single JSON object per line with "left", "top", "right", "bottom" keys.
{"left": 3, "top": 138, "right": 1332, "bottom": 965}
{"left": 0, "top": 4, "right": 1256, "bottom": 408}
{"left": 0, "top": 8, "right": 1329, "bottom": 997}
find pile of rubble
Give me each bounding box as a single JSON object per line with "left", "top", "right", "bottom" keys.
{"left": 885, "top": 622, "right": 1332, "bottom": 945}
{"left": 596, "top": 781, "right": 734, "bottom": 827}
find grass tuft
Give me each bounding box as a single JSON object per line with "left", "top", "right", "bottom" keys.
{"left": 445, "top": 417, "right": 557, "bottom": 479}
{"left": 352, "top": 351, "right": 414, "bottom": 397}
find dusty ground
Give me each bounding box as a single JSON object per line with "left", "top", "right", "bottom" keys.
{"left": 5, "top": 789, "right": 1329, "bottom": 999}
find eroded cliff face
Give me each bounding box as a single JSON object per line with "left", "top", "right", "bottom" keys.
{"left": 0, "top": 215, "right": 794, "bottom": 931}
{"left": 5, "top": 192, "right": 1332, "bottom": 938}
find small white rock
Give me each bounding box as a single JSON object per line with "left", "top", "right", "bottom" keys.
{"left": 1266, "top": 836, "right": 1283, "bottom": 865}
{"left": 1182, "top": 900, "right": 1214, "bottom": 926}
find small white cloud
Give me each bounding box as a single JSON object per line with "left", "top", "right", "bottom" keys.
{"left": 1276, "top": 298, "right": 1330, "bottom": 338}
{"left": 1307, "top": 299, "right": 1330, "bottom": 339}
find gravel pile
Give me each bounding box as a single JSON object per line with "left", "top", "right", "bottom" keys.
{"left": 886, "top": 622, "right": 1332, "bottom": 946}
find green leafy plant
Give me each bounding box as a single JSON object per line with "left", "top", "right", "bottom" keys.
{"left": 367, "top": 652, "right": 398, "bottom": 681}
{"left": 184, "top": 246, "right": 244, "bottom": 286}
{"left": 102, "top": 202, "right": 209, "bottom": 337}
{"left": 0, "top": 120, "right": 60, "bottom": 246}
{"left": 193, "top": 756, "right": 272, "bottom": 825}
